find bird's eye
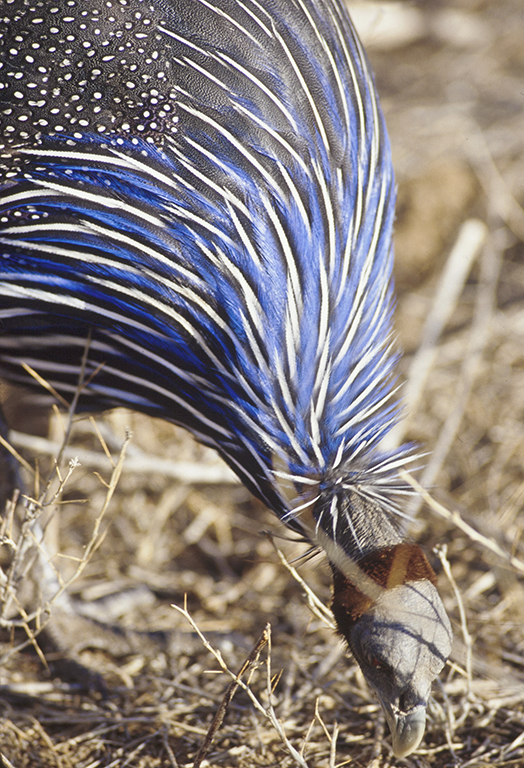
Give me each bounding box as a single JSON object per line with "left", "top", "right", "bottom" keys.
{"left": 367, "top": 655, "right": 391, "bottom": 675}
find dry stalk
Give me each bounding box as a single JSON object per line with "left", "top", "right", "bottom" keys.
{"left": 401, "top": 472, "right": 524, "bottom": 577}
{"left": 192, "top": 625, "right": 270, "bottom": 768}
{"left": 7, "top": 429, "right": 237, "bottom": 485}
{"left": 0, "top": 340, "right": 131, "bottom": 666}
{"left": 172, "top": 599, "right": 314, "bottom": 768}
{"left": 386, "top": 217, "right": 487, "bottom": 452}
{"left": 268, "top": 535, "right": 335, "bottom": 629}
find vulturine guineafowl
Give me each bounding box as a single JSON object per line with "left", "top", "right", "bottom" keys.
{"left": 0, "top": 0, "right": 452, "bottom": 757}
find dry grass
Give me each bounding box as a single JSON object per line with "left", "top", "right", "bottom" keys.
{"left": 1, "top": 0, "right": 524, "bottom": 765}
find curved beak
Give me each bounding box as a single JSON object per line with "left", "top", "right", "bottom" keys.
{"left": 384, "top": 704, "right": 427, "bottom": 758}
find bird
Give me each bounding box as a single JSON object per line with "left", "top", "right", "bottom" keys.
{"left": 0, "top": 0, "right": 452, "bottom": 758}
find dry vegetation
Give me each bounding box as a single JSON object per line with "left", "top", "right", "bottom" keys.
{"left": 1, "top": 0, "right": 524, "bottom": 765}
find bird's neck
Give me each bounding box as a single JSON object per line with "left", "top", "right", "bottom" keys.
{"left": 330, "top": 543, "right": 437, "bottom": 628}
{"left": 307, "top": 486, "right": 406, "bottom": 567}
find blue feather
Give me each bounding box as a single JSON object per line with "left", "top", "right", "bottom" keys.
{"left": 0, "top": 0, "right": 409, "bottom": 541}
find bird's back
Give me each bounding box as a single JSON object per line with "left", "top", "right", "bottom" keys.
{"left": 0, "top": 0, "right": 401, "bottom": 526}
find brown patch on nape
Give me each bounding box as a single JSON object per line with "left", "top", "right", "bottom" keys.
{"left": 331, "top": 544, "right": 437, "bottom": 628}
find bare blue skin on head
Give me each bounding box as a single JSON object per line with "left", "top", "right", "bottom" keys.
{"left": 325, "top": 492, "right": 452, "bottom": 757}
{"left": 347, "top": 580, "right": 452, "bottom": 757}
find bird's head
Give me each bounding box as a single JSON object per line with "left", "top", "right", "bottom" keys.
{"left": 331, "top": 547, "right": 452, "bottom": 757}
